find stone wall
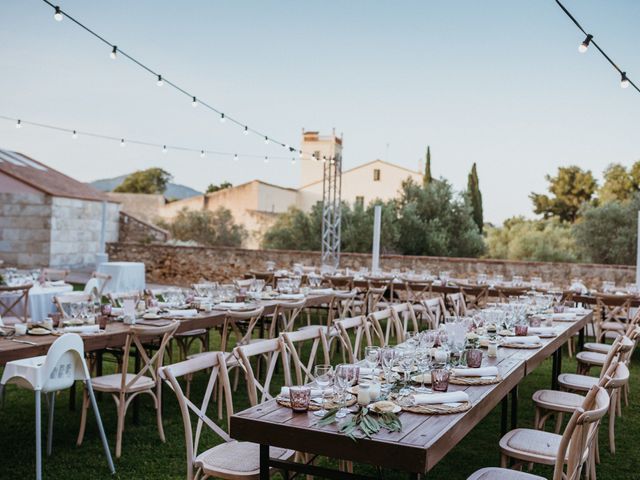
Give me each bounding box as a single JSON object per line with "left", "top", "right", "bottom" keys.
{"left": 0, "top": 192, "right": 52, "bottom": 267}
{"left": 106, "top": 242, "right": 637, "bottom": 288}
{"left": 49, "top": 198, "right": 119, "bottom": 268}
{"left": 119, "top": 211, "right": 170, "bottom": 244}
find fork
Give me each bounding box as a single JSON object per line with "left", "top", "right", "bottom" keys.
{"left": 10, "top": 338, "right": 37, "bottom": 346}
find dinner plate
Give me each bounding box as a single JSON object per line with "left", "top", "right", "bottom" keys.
{"left": 28, "top": 328, "right": 51, "bottom": 336}
{"left": 142, "top": 313, "right": 162, "bottom": 320}
{"left": 368, "top": 401, "right": 401, "bottom": 414}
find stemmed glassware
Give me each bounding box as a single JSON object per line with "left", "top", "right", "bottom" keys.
{"left": 364, "top": 346, "right": 380, "bottom": 370}
{"left": 396, "top": 348, "right": 415, "bottom": 395}
{"left": 414, "top": 347, "right": 432, "bottom": 393}
{"left": 313, "top": 364, "right": 334, "bottom": 417}
{"left": 335, "top": 364, "right": 359, "bottom": 418}
{"left": 380, "top": 346, "right": 397, "bottom": 391}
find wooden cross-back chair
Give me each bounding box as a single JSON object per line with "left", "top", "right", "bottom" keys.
{"left": 332, "top": 289, "right": 359, "bottom": 322}
{"left": 334, "top": 315, "right": 376, "bottom": 363}
{"left": 460, "top": 285, "right": 489, "bottom": 310}
{"left": 84, "top": 272, "right": 111, "bottom": 297}
{"left": 268, "top": 299, "right": 306, "bottom": 338}
{"left": 160, "top": 351, "right": 293, "bottom": 480}
{"left": 219, "top": 306, "right": 266, "bottom": 352}
{"left": 402, "top": 280, "right": 433, "bottom": 305}
{"left": 248, "top": 271, "right": 275, "bottom": 288}
{"left": 595, "top": 293, "right": 633, "bottom": 343}
{"left": 235, "top": 337, "right": 290, "bottom": 406}
{"left": 391, "top": 302, "right": 420, "bottom": 339}
{"left": 42, "top": 268, "right": 69, "bottom": 282}
{"left": 368, "top": 308, "right": 397, "bottom": 346}
{"left": 446, "top": 292, "right": 467, "bottom": 316}
{"left": 0, "top": 284, "right": 31, "bottom": 324}
{"left": 107, "top": 290, "right": 142, "bottom": 308}
{"left": 53, "top": 292, "right": 96, "bottom": 319}
{"left": 364, "top": 284, "right": 389, "bottom": 314}
{"left": 421, "top": 296, "right": 447, "bottom": 329}
{"left": 281, "top": 327, "right": 331, "bottom": 385}
{"left": 493, "top": 286, "right": 529, "bottom": 303}
{"left": 473, "top": 385, "right": 609, "bottom": 480}
{"left": 77, "top": 321, "right": 179, "bottom": 458}
{"left": 326, "top": 275, "right": 354, "bottom": 291}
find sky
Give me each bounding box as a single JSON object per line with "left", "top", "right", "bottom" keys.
{"left": 0, "top": 0, "right": 638, "bottom": 223}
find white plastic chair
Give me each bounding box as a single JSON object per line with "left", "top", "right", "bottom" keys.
{"left": 0, "top": 333, "right": 115, "bottom": 480}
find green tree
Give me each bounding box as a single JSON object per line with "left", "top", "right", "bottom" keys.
{"left": 340, "top": 200, "right": 399, "bottom": 254}
{"left": 423, "top": 146, "right": 433, "bottom": 186}
{"left": 486, "top": 217, "right": 579, "bottom": 263}
{"left": 114, "top": 168, "right": 172, "bottom": 194}
{"left": 162, "top": 207, "right": 246, "bottom": 247}
{"left": 530, "top": 166, "right": 597, "bottom": 222}
{"left": 573, "top": 195, "right": 640, "bottom": 265}
{"left": 206, "top": 181, "right": 233, "bottom": 194}
{"left": 467, "top": 162, "right": 483, "bottom": 232}
{"left": 598, "top": 162, "right": 640, "bottom": 203}
{"left": 261, "top": 205, "right": 322, "bottom": 251}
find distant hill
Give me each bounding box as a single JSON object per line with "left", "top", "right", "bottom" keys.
{"left": 89, "top": 175, "right": 201, "bottom": 200}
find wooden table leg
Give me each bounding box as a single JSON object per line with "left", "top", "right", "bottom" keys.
{"left": 500, "top": 395, "right": 508, "bottom": 437}
{"left": 551, "top": 348, "right": 562, "bottom": 390}
{"left": 578, "top": 327, "right": 585, "bottom": 351}
{"left": 133, "top": 349, "right": 140, "bottom": 425}
{"left": 510, "top": 385, "right": 518, "bottom": 430}
{"left": 260, "top": 444, "right": 270, "bottom": 480}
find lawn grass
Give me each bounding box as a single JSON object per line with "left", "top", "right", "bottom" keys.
{"left": 1, "top": 317, "right": 638, "bottom": 480}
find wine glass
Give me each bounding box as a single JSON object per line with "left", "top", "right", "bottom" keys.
{"left": 335, "top": 364, "right": 359, "bottom": 418}
{"left": 414, "top": 347, "right": 432, "bottom": 393}
{"left": 313, "top": 364, "right": 333, "bottom": 417}
{"left": 396, "top": 348, "right": 415, "bottom": 395}
{"left": 364, "top": 346, "right": 380, "bottom": 370}
{"left": 380, "top": 346, "right": 397, "bottom": 390}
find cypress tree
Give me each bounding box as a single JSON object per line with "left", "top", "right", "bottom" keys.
{"left": 423, "top": 146, "right": 432, "bottom": 186}
{"left": 467, "top": 163, "right": 484, "bottom": 232}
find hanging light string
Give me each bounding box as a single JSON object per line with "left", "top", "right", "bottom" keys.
{"left": 555, "top": 0, "right": 639, "bottom": 93}
{"left": 2, "top": 114, "right": 311, "bottom": 163}
{"left": 40, "top": 0, "right": 314, "bottom": 154}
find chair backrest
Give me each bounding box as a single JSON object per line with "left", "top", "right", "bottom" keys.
{"left": 403, "top": 280, "right": 433, "bottom": 304}
{"left": 327, "top": 275, "right": 354, "bottom": 291}
{"left": 553, "top": 385, "right": 609, "bottom": 480}
{"left": 391, "top": 303, "right": 420, "bottom": 339}
{"left": 249, "top": 271, "right": 274, "bottom": 287}
{"left": 43, "top": 268, "right": 69, "bottom": 282}
{"left": 364, "top": 285, "right": 388, "bottom": 314}
{"left": 446, "top": 292, "right": 467, "bottom": 316}
{"left": 36, "top": 333, "right": 88, "bottom": 392}
{"left": 494, "top": 286, "right": 528, "bottom": 302}
{"left": 107, "top": 290, "right": 142, "bottom": 307}
{"left": 234, "top": 278, "right": 254, "bottom": 288}
{"left": 53, "top": 292, "right": 95, "bottom": 319}
{"left": 368, "top": 308, "right": 396, "bottom": 345}
{"left": 460, "top": 285, "right": 489, "bottom": 309}
{"left": 270, "top": 299, "right": 306, "bottom": 337}
{"left": 119, "top": 321, "right": 179, "bottom": 392}
{"left": 0, "top": 284, "right": 31, "bottom": 322}
{"left": 332, "top": 290, "right": 359, "bottom": 322}
{"left": 421, "top": 296, "right": 446, "bottom": 329}
{"left": 281, "top": 327, "right": 331, "bottom": 385}
{"left": 85, "top": 272, "right": 111, "bottom": 297}
{"left": 160, "top": 352, "right": 233, "bottom": 480}
{"left": 222, "top": 306, "right": 265, "bottom": 348}
{"left": 334, "top": 315, "right": 374, "bottom": 363}
{"left": 235, "top": 337, "right": 290, "bottom": 406}
{"left": 597, "top": 336, "right": 628, "bottom": 380}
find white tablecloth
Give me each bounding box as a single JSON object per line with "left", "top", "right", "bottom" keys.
{"left": 0, "top": 283, "right": 74, "bottom": 322}
{"left": 97, "top": 262, "right": 146, "bottom": 294}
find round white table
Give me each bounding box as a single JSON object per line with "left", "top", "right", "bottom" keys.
{"left": 97, "top": 262, "right": 146, "bottom": 294}
{"left": 0, "top": 283, "right": 74, "bottom": 322}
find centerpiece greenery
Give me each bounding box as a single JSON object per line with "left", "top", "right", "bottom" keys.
{"left": 318, "top": 406, "right": 402, "bottom": 441}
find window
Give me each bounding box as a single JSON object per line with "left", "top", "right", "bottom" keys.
{"left": 355, "top": 196, "right": 364, "bottom": 207}
{"left": 373, "top": 169, "right": 381, "bottom": 181}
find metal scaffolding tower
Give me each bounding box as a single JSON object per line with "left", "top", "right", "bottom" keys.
{"left": 321, "top": 150, "right": 342, "bottom": 268}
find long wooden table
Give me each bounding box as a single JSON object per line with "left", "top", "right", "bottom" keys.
{"left": 230, "top": 312, "right": 591, "bottom": 479}
{"left": 0, "top": 293, "right": 334, "bottom": 366}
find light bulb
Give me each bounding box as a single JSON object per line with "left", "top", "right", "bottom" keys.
{"left": 72, "top": 130, "right": 78, "bottom": 139}
{"left": 220, "top": 113, "right": 225, "bottom": 123}
{"left": 234, "top": 154, "right": 238, "bottom": 161}
{"left": 110, "top": 46, "right": 117, "bottom": 60}
{"left": 578, "top": 34, "right": 592, "bottom": 54}
{"left": 162, "top": 145, "right": 168, "bottom": 154}
{"left": 264, "top": 156, "right": 269, "bottom": 163}
{"left": 244, "top": 126, "right": 249, "bottom": 135}
{"left": 16, "top": 119, "right": 22, "bottom": 129}
{"left": 200, "top": 150, "right": 205, "bottom": 158}
{"left": 284, "top": 144, "right": 289, "bottom": 150}
{"left": 120, "top": 139, "right": 126, "bottom": 147}
{"left": 621, "top": 72, "right": 630, "bottom": 89}
{"left": 291, "top": 157, "right": 296, "bottom": 164}
{"left": 54, "top": 6, "right": 63, "bottom": 21}
{"left": 264, "top": 137, "right": 269, "bottom": 145}
{"left": 192, "top": 96, "right": 197, "bottom": 107}
{"left": 322, "top": 156, "right": 327, "bottom": 163}
{"left": 157, "top": 75, "right": 163, "bottom": 87}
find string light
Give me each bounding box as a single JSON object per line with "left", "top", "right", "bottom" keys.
{"left": 39, "top": 0, "right": 308, "bottom": 154}
{"left": 555, "top": 0, "right": 639, "bottom": 94}
{"left": 578, "top": 34, "right": 592, "bottom": 53}
{"left": 72, "top": 130, "right": 77, "bottom": 139}
{"left": 234, "top": 154, "right": 238, "bottom": 161}
{"left": 621, "top": 72, "right": 630, "bottom": 89}
{"left": 264, "top": 137, "right": 269, "bottom": 145}
{"left": 0, "top": 114, "right": 316, "bottom": 163}
{"left": 162, "top": 145, "right": 168, "bottom": 154}
{"left": 192, "top": 96, "right": 197, "bottom": 108}
{"left": 264, "top": 156, "right": 269, "bottom": 163}
{"left": 220, "top": 113, "right": 225, "bottom": 123}
{"left": 110, "top": 46, "right": 117, "bottom": 59}
{"left": 291, "top": 157, "right": 296, "bottom": 164}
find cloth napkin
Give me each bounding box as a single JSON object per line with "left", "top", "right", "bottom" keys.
{"left": 565, "top": 307, "right": 591, "bottom": 314}
{"left": 110, "top": 307, "right": 124, "bottom": 316}
{"left": 46, "top": 280, "right": 67, "bottom": 287}
{"left": 503, "top": 335, "right": 541, "bottom": 345}
{"left": 529, "top": 327, "right": 557, "bottom": 336}
{"left": 277, "top": 294, "right": 305, "bottom": 300}
{"left": 64, "top": 325, "right": 99, "bottom": 333}
{"left": 413, "top": 391, "right": 469, "bottom": 405}
{"left": 309, "top": 288, "right": 334, "bottom": 295}
{"left": 452, "top": 366, "right": 499, "bottom": 377}
{"left": 216, "top": 302, "right": 247, "bottom": 309}
{"left": 279, "top": 387, "right": 323, "bottom": 398}
{"left": 166, "top": 309, "right": 198, "bottom": 317}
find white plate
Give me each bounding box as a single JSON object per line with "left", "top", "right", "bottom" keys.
{"left": 368, "top": 401, "right": 401, "bottom": 414}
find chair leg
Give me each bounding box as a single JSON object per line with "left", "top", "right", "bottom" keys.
{"left": 86, "top": 380, "right": 116, "bottom": 474}
{"left": 47, "top": 392, "right": 56, "bottom": 456}
{"left": 500, "top": 452, "right": 508, "bottom": 468}
{"left": 156, "top": 384, "right": 166, "bottom": 443}
{"left": 35, "top": 389, "right": 42, "bottom": 480}
{"left": 76, "top": 388, "right": 90, "bottom": 446}
{"left": 554, "top": 412, "right": 563, "bottom": 434}
{"left": 115, "top": 394, "right": 126, "bottom": 458}
{"left": 609, "top": 395, "right": 616, "bottom": 454}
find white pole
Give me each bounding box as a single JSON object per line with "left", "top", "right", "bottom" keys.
{"left": 372, "top": 205, "right": 381, "bottom": 273}
{"left": 636, "top": 211, "right": 640, "bottom": 286}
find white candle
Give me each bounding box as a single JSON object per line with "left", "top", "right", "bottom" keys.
{"left": 434, "top": 349, "right": 449, "bottom": 363}
{"left": 369, "top": 381, "right": 381, "bottom": 401}
{"left": 357, "top": 384, "right": 371, "bottom": 406}
{"left": 488, "top": 341, "right": 498, "bottom": 358}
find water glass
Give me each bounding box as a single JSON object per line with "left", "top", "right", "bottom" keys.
{"left": 335, "top": 364, "right": 359, "bottom": 418}
{"left": 431, "top": 367, "right": 450, "bottom": 392}
{"left": 515, "top": 324, "right": 528, "bottom": 336}
{"left": 466, "top": 349, "right": 483, "bottom": 368}
{"left": 289, "top": 386, "right": 311, "bottom": 412}
{"left": 364, "top": 346, "right": 380, "bottom": 369}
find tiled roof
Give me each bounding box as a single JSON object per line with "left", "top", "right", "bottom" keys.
{"left": 0, "top": 149, "right": 111, "bottom": 202}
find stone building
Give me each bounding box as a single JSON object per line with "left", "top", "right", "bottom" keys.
{"left": 0, "top": 148, "right": 120, "bottom": 268}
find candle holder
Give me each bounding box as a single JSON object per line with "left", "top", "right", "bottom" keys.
{"left": 431, "top": 367, "right": 450, "bottom": 392}
{"left": 466, "top": 348, "right": 483, "bottom": 368}
{"left": 289, "top": 386, "right": 311, "bottom": 412}
{"left": 515, "top": 324, "right": 529, "bottom": 336}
